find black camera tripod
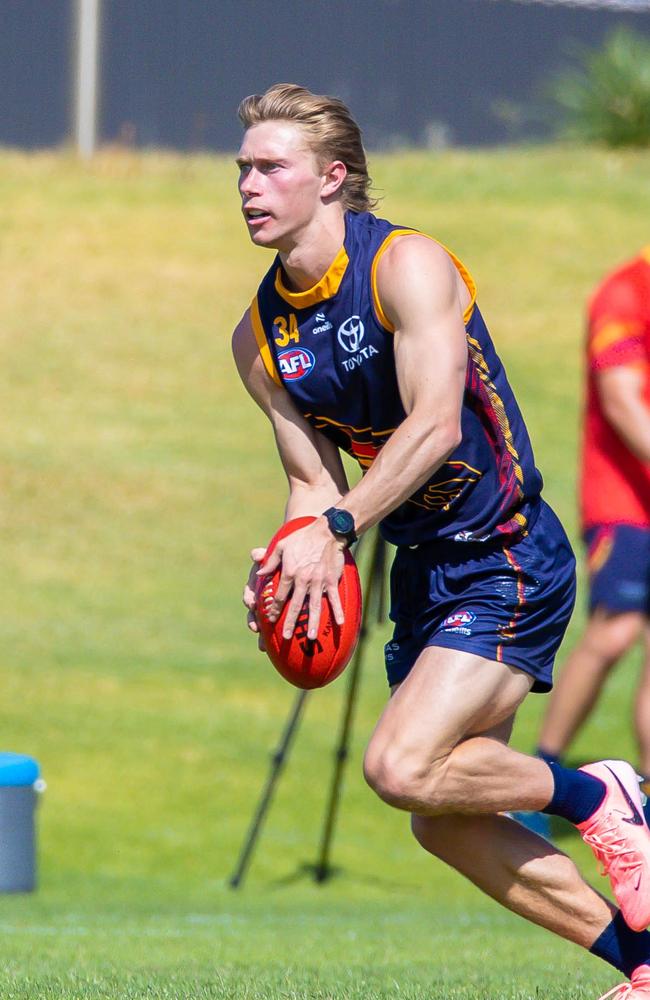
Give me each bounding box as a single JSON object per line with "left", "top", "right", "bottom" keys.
{"left": 229, "top": 529, "right": 388, "bottom": 888}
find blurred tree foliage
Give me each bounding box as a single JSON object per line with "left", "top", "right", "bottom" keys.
{"left": 551, "top": 27, "right": 650, "bottom": 147}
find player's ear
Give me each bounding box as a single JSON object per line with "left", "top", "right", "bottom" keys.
{"left": 321, "top": 160, "right": 347, "bottom": 200}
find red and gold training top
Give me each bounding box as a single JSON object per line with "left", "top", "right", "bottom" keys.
{"left": 581, "top": 248, "right": 650, "bottom": 529}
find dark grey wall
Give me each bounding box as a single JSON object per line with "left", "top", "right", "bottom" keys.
{"left": 2, "top": 0, "right": 649, "bottom": 150}
{"left": 1, "top": 0, "right": 73, "bottom": 147}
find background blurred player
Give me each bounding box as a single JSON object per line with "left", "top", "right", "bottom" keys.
{"left": 232, "top": 86, "right": 650, "bottom": 997}
{"left": 534, "top": 249, "right": 650, "bottom": 788}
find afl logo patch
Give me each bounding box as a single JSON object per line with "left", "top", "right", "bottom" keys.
{"left": 278, "top": 347, "right": 315, "bottom": 381}
{"left": 443, "top": 610, "right": 476, "bottom": 629}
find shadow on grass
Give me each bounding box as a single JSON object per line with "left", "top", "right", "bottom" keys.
{"left": 267, "top": 861, "right": 407, "bottom": 892}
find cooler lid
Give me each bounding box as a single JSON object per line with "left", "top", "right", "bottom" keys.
{"left": 0, "top": 753, "right": 40, "bottom": 786}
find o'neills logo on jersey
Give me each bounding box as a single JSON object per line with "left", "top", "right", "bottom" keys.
{"left": 337, "top": 315, "right": 379, "bottom": 372}
{"left": 278, "top": 347, "right": 315, "bottom": 381}
{"left": 312, "top": 312, "right": 333, "bottom": 334}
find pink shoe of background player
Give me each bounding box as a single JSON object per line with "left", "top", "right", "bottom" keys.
{"left": 578, "top": 760, "right": 650, "bottom": 932}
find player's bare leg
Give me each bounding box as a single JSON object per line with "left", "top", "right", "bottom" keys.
{"left": 412, "top": 810, "right": 614, "bottom": 947}
{"left": 364, "top": 645, "right": 650, "bottom": 940}
{"left": 635, "top": 623, "right": 650, "bottom": 778}
{"left": 364, "top": 648, "right": 553, "bottom": 815}
{"left": 391, "top": 711, "right": 611, "bottom": 947}
{"left": 537, "top": 609, "right": 644, "bottom": 762}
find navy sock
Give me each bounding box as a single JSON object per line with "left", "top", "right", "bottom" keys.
{"left": 541, "top": 761, "right": 606, "bottom": 825}
{"left": 536, "top": 747, "right": 563, "bottom": 767}
{"left": 590, "top": 912, "right": 650, "bottom": 976}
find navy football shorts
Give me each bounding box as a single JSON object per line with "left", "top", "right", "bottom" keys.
{"left": 585, "top": 524, "right": 650, "bottom": 615}
{"left": 384, "top": 500, "right": 576, "bottom": 693}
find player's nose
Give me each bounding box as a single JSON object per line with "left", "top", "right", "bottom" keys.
{"left": 240, "top": 169, "right": 260, "bottom": 197}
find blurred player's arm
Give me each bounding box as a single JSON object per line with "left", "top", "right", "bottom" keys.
{"left": 597, "top": 364, "right": 650, "bottom": 464}
{"left": 231, "top": 308, "right": 349, "bottom": 520}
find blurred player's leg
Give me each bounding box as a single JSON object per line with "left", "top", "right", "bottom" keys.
{"left": 538, "top": 609, "right": 644, "bottom": 762}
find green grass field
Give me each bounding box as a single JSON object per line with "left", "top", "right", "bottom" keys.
{"left": 1, "top": 144, "right": 649, "bottom": 998}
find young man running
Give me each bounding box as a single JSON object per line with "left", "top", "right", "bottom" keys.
{"left": 232, "top": 84, "right": 650, "bottom": 997}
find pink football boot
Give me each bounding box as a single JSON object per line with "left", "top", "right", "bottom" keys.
{"left": 578, "top": 760, "right": 650, "bottom": 932}
{"left": 597, "top": 965, "right": 650, "bottom": 999}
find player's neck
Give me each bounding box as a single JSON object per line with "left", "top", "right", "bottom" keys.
{"left": 279, "top": 209, "right": 346, "bottom": 292}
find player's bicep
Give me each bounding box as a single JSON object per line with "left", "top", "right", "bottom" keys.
{"left": 378, "top": 237, "right": 467, "bottom": 425}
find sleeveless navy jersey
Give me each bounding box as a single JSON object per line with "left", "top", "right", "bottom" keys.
{"left": 251, "top": 210, "right": 543, "bottom": 547}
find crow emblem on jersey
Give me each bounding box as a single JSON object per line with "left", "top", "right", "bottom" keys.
{"left": 278, "top": 347, "right": 315, "bottom": 381}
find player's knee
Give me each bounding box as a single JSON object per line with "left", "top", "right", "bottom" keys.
{"left": 363, "top": 746, "right": 446, "bottom": 811}
{"left": 588, "top": 611, "right": 644, "bottom": 663}
{"left": 362, "top": 745, "right": 400, "bottom": 803}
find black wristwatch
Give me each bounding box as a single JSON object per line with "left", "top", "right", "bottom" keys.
{"left": 323, "top": 507, "right": 357, "bottom": 547}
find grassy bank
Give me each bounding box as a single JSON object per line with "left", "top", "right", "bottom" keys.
{"left": 0, "top": 145, "right": 649, "bottom": 997}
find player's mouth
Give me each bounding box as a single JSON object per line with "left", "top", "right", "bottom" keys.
{"left": 244, "top": 207, "right": 272, "bottom": 226}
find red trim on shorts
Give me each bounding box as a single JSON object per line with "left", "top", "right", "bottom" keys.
{"left": 497, "top": 547, "right": 527, "bottom": 661}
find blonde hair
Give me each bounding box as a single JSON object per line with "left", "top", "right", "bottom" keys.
{"left": 237, "top": 83, "right": 376, "bottom": 213}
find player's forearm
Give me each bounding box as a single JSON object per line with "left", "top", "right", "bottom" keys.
{"left": 284, "top": 481, "right": 344, "bottom": 522}
{"left": 338, "top": 415, "right": 461, "bottom": 534}
{"left": 604, "top": 398, "right": 650, "bottom": 464}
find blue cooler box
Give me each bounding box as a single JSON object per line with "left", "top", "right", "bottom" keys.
{"left": 0, "top": 753, "right": 43, "bottom": 892}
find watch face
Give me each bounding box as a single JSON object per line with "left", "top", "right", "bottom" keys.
{"left": 331, "top": 510, "right": 354, "bottom": 535}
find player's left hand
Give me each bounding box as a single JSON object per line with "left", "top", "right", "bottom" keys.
{"left": 258, "top": 519, "right": 346, "bottom": 640}
{"left": 243, "top": 547, "right": 268, "bottom": 651}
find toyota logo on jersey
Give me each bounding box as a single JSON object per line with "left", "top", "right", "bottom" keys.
{"left": 337, "top": 316, "right": 365, "bottom": 353}
{"left": 278, "top": 347, "right": 315, "bottom": 381}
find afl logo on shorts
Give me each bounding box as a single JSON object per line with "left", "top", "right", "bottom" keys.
{"left": 278, "top": 348, "right": 315, "bottom": 381}
{"left": 443, "top": 610, "right": 476, "bottom": 629}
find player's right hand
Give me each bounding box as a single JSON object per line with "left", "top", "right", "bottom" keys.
{"left": 243, "top": 547, "right": 267, "bottom": 651}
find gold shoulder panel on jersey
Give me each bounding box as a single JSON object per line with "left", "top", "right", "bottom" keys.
{"left": 250, "top": 296, "right": 282, "bottom": 387}
{"left": 371, "top": 229, "right": 478, "bottom": 332}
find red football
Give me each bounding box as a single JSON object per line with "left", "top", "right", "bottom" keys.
{"left": 255, "top": 516, "right": 362, "bottom": 689}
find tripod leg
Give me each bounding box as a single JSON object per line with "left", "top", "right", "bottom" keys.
{"left": 229, "top": 688, "right": 309, "bottom": 889}
{"left": 313, "top": 531, "right": 387, "bottom": 882}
